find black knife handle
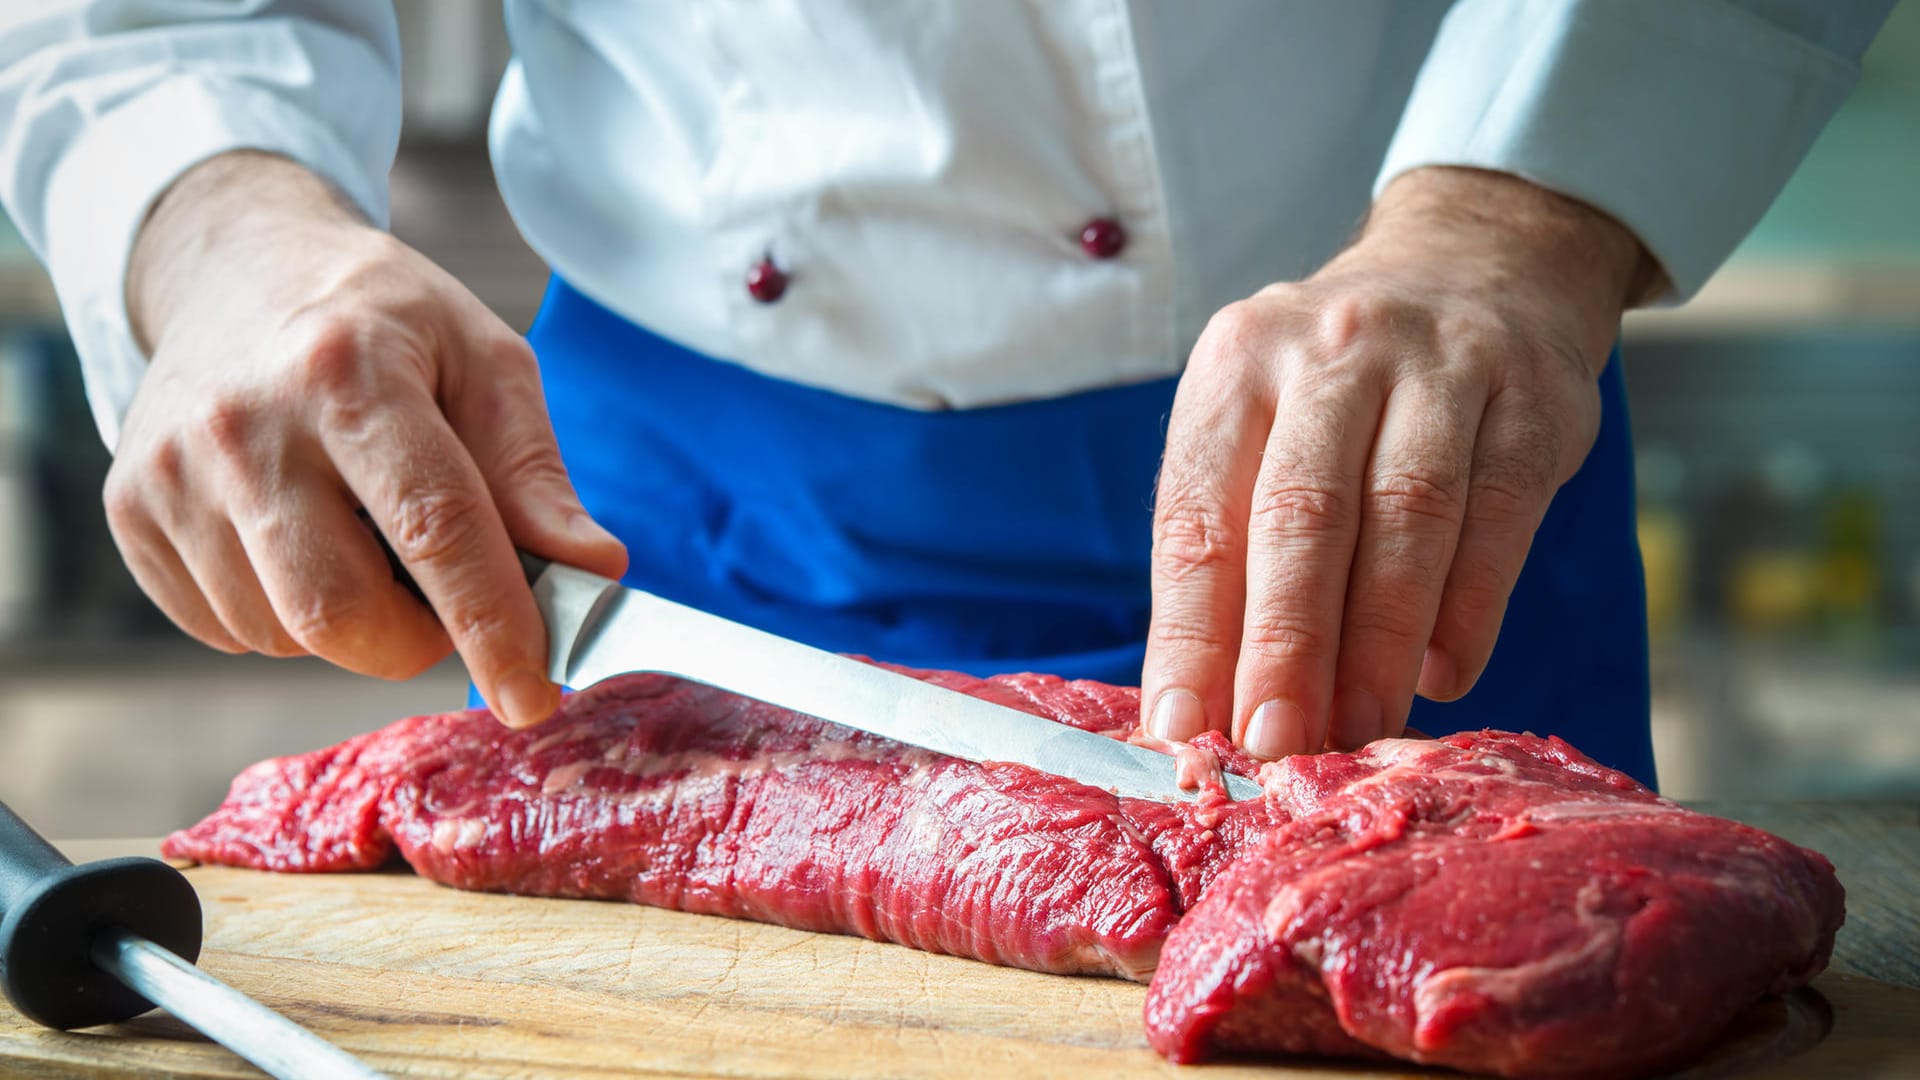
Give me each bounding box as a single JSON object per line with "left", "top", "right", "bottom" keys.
{"left": 354, "top": 508, "right": 553, "bottom": 608}
{"left": 0, "top": 799, "right": 202, "bottom": 1030}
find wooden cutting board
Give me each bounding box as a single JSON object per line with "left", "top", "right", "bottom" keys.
{"left": 1, "top": 841, "right": 1915, "bottom": 1079}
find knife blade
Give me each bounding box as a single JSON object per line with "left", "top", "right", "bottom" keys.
{"left": 523, "top": 557, "right": 1263, "bottom": 803}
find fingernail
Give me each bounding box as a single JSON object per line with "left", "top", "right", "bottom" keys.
{"left": 568, "top": 510, "right": 619, "bottom": 547}
{"left": 1330, "top": 687, "right": 1383, "bottom": 750}
{"left": 1148, "top": 689, "right": 1207, "bottom": 742}
{"left": 1243, "top": 699, "right": 1308, "bottom": 760}
{"left": 1417, "top": 645, "right": 1457, "bottom": 700}
{"left": 497, "top": 668, "right": 559, "bottom": 729}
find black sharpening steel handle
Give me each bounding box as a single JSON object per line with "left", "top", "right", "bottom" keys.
{"left": 0, "top": 798, "right": 203, "bottom": 1030}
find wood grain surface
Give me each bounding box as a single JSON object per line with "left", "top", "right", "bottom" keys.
{"left": 2, "top": 835, "right": 1917, "bottom": 1079}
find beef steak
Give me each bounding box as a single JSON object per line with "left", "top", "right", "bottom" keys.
{"left": 164, "top": 666, "right": 1842, "bottom": 1078}
{"left": 1146, "top": 734, "right": 1843, "bottom": 1077}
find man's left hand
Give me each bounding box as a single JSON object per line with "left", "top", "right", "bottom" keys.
{"left": 1141, "top": 167, "right": 1659, "bottom": 759}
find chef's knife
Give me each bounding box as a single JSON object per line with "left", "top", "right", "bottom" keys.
{"left": 502, "top": 553, "right": 1262, "bottom": 803}
{"left": 0, "top": 799, "right": 384, "bottom": 1078}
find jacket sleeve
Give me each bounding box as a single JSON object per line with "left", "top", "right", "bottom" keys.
{"left": 0, "top": 0, "right": 402, "bottom": 448}
{"left": 1375, "top": 0, "right": 1896, "bottom": 302}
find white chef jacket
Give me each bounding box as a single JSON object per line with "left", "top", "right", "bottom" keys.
{"left": 0, "top": 0, "right": 1893, "bottom": 449}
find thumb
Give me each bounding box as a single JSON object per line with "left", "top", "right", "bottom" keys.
{"left": 447, "top": 336, "right": 629, "bottom": 581}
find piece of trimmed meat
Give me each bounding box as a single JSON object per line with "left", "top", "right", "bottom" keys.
{"left": 1146, "top": 733, "right": 1843, "bottom": 1077}
{"left": 164, "top": 667, "right": 1842, "bottom": 1078}
{"left": 164, "top": 668, "right": 1285, "bottom": 980}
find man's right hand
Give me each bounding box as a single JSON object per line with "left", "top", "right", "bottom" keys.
{"left": 113, "top": 151, "right": 627, "bottom": 729}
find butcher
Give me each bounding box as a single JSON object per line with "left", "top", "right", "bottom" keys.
{"left": 0, "top": 2, "right": 1892, "bottom": 785}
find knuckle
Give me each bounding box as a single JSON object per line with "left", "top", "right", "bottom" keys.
{"left": 1342, "top": 603, "right": 1430, "bottom": 647}
{"left": 1482, "top": 400, "right": 1565, "bottom": 490}
{"left": 493, "top": 333, "right": 538, "bottom": 373}
{"left": 1470, "top": 470, "right": 1547, "bottom": 531}
{"left": 1437, "top": 311, "right": 1517, "bottom": 356}
{"left": 450, "top": 348, "right": 556, "bottom": 457}
{"left": 289, "top": 318, "right": 375, "bottom": 403}
{"left": 193, "top": 397, "right": 260, "bottom": 463}
{"left": 492, "top": 437, "right": 571, "bottom": 492}
{"left": 101, "top": 470, "right": 145, "bottom": 529}
{"left": 1312, "top": 291, "right": 1401, "bottom": 352}
{"left": 1239, "top": 615, "right": 1330, "bottom": 662}
{"left": 286, "top": 598, "right": 439, "bottom": 680}
{"left": 281, "top": 588, "right": 369, "bottom": 654}
{"left": 386, "top": 485, "right": 488, "bottom": 568}
{"left": 470, "top": 336, "right": 542, "bottom": 406}
{"left": 1248, "top": 480, "right": 1351, "bottom": 538}
{"left": 1152, "top": 498, "right": 1240, "bottom": 583}
{"left": 239, "top": 602, "right": 309, "bottom": 656}
{"left": 1192, "top": 301, "right": 1296, "bottom": 390}
{"left": 1287, "top": 357, "right": 1370, "bottom": 399}
{"left": 1479, "top": 435, "right": 1562, "bottom": 514}
{"left": 257, "top": 634, "right": 307, "bottom": 659}
{"left": 193, "top": 629, "right": 247, "bottom": 655}
{"left": 1369, "top": 467, "right": 1466, "bottom": 527}
{"left": 1197, "top": 300, "right": 1263, "bottom": 358}
{"left": 1147, "top": 614, "right": 1234, "bottom": 656}
{"left": 107, "top": 440, "right": 186, "bottom": 517}
{"left": 142, "top": 437, "right": 187, "bottom": 489}
{"left": 442, "top": 606, "right": 521, "bottom": 666}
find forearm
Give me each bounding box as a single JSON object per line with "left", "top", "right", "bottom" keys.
{"left": 128, "top": 151, "right": 372, "bottom": 354}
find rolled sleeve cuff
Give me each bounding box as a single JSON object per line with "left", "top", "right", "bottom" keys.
{"left": 1375, "top": 0, "right": 1864, "bottom": 303}
{"left": 43, "top": 75, "right": 391, "bottom": 450}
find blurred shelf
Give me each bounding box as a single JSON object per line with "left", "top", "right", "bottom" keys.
{"left": 1649, "top": 630, "right": 1920, "bottom": 801}
{"left": 1625, "top": 260, "right": 1920, "bottom": 340}
{"left": 0, "top": 648, "right": 470, "bottom": 838}
{"left": 0, "top": 631, "right": 261, "bottom": 674}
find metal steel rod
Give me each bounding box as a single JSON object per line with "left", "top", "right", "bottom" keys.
{"left": 90, "top": 928, "right": 386, "bottom": 1080}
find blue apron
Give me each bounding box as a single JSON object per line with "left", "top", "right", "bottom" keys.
{"left": 518, "top": 277, "right": 1656, "bottom": 787}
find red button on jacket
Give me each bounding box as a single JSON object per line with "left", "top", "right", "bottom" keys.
{"left": 1079, "top": 217, "right": 1126, "bottom": 259}
{"left": 746, "top": 258, "right": 788, "bottom": 303}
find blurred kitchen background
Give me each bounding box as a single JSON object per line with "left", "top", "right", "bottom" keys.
{"left": 3, "top": 3, "right": 1918, "bottom": 837}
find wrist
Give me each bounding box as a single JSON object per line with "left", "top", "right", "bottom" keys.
{"left": 1333, "top": 167, "right": 1662, "bottom": 358}
{"left": 126, "top": 151, "right": 374, "bottom": 353}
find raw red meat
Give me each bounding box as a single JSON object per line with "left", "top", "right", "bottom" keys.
{"left": 165, "top": 668, "right": 1286, "bottom": 980}
{"left": 164, "top": 667, "right": 1842, "bottom": 1078}
{"left": 1145, "top": 734, "right": 1844, "bottom": 1078}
